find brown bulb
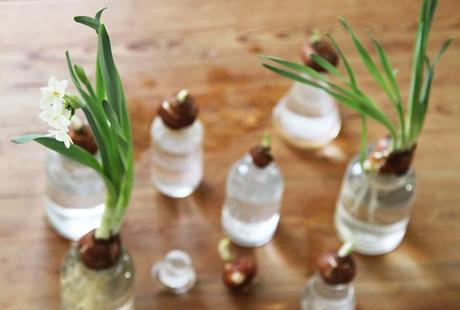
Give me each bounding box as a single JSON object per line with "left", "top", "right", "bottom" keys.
{"left": 223, "top": 256, "right": 257, "bottom": 292}
{"left": 379, "top": 145, "right": 416, "bottom": 175}
{"left": 158, "top": 89, "right": 198, "bottom": 129}
{"left": 69, "top": 125, "right": 98, "bottom": 154}
{"left": 301, "top": 40, "right": 339, "bottom": 73}
{"left": 249, "top": 145, "right": 273, "bottom": 168}
{"left": 318, "top": 250, "right": 356, "bottom": 285}
{"left": 78, "top": 230, "right": 121, "bottom": 270}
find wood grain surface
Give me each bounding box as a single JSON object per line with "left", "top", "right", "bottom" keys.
{"left": 1, "top": 0, "right": 459, "bottom": 309}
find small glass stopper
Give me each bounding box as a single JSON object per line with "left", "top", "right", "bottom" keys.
{"left": 152, "top": 250, "right": 196, "bottom": 294}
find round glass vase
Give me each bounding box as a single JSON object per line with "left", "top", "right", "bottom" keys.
{"left": 60, "top": 244, "right": 135, "bottom": 310}
{"left": 45, "top": 151, "right": 105, "bottom": 241}
{"left": 272, "top": 80, "right": 341, "bottom": 149}
{"left": 334, "top": 153, "right": 416, "bottom": 255}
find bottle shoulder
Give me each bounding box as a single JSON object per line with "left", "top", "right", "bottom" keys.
{"left": 151, "top": 117, "right": 204, "bottom": 152}
{"left": 227, "top": 155, "right": 283, "bottom": 187}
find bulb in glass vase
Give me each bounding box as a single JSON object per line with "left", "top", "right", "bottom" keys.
{"left": 60, "top": 236, "right": 135, "bottom": 310}
{"left": 335, "top": 146, "right": 416, "bottom": 255}
{"left": 45, "top": 150, "right": 105, "bottom": 241}
{"left": 301, "top": 245, "right": 356, "bottom": 310}
{"left": 272, "top": 37, "right": 341, "bottom": 149}
{"left": 222, "top": 139, "right": 284, "bottom": 247}
{"left": 150, "top": 90, "right": 204, "bottom": 198}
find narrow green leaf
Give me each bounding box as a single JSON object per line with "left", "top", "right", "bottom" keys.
{"left": 97, "top": 24, "right": 122, "bottom": 118}
{"left": 432, "top": 38, "right": 453, "bottom": 67}
{"left": 339, "top": 18, "right": 397, "bottom": 104}
{"left": 95, "top": 56, "right": 105, "bottom": 102}
{"left": 367, "top": 31, "right": 405, "bottom": 137}
{"left": 13, "top": 134, "right": 103, "bottom": 174}
{"left": 327, "top": 33, "right": 357, "bottom": 87}
{"left": 359, "top": 115, "right": 367, "bottom": 166}
{"left": 95, "top": 7, "right": 107, "bottom": 21}
{"left": 262, "top": 63, "right": 396, "bottom": 136}
{"left": 74, "top": 16, "right": 100, "bottom": 32}
{"left": 74, "top": 64, "right": 96, "bottom": 99}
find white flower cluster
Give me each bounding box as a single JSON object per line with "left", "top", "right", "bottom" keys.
{"left": 39, "top": 76, "right": 73, "bottom": 148}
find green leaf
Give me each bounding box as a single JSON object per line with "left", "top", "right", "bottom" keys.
{"left": 327, "top": 33, "right": 357, "bottom": 87}
{"left": 339, "top": 18, "right": 397, "bottom": 105}
{"left": 367, "top": 31, "right": 405, "bottom": 136}
{"left": 74, "top": 16, "right": 100, "bottom": 32}
{"left": 95, "top": 56, "right": 105, "bottom": 102}
{"left": 74, "top": 64, "right": 96, "bottom": 99}
{"left": 359, "top": 115, "right": 367, "bottom": 166}
{"left": 12, "top": 134, "right": 104, "bottom": 174}
{"left": 97, "top": 24, "right": 122, "bottom": 118}
{"left": 95, "top": 7, "right": 107, "bottom": 21}
{"left": 432, "top": 38, "right": 453, "bottom": 67}
{"left": 262, "top": 63, "right": 396, "bottom": 135}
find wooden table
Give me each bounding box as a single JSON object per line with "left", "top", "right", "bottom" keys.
{"left": 1, "top": 0, "right": 459, "bottom": 309}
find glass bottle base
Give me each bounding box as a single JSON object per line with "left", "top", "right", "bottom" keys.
{"left": 152, "top": 179, "right": 199, "bottom": 198}
{"left": 335, "top": 202, "right": 408, "bottom": 255}
{"left": 221, "top": 208, "right": 279, "bottom": 247}
{"left": 60, "top": 245, "right": 135, "bottom": 310}
{"left": 45, "top": 199, "right": 105, "bottom": 241}
{"left": 272, "top": 96, "right": 341, "bottom": 150}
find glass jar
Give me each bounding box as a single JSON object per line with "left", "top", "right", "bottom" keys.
{"left": 150, "top": 117, "right": 204, "bottom": 198}
{"left": 45, "top": 151, "right": 105, "bottom": 241}
{"left": 273, "top": 80, "right": 341, "bottom": 149}
{"left": 335, "top": 153, "right": 416, "bottom": 255}
{"left": 301, "top": 274, "right": 355, "bottom": 310}
{"left": 60, "top": 244, "right": 135, "bottom": 310}
{"left": 221, "top": 154, "right": 284, "bottom": 247}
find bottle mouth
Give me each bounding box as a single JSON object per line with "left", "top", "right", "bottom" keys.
{"left": 78, "top": 229, "right": 122, "bottom": 270}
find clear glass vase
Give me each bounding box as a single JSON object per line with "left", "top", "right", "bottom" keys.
{"left": 335, "top": 153, "right": 416, "bottom": 255}
{"left": 45, "top": 151, "right": 105, "bottom": 241}
{"left": 60, "top": 244, "right": 135, "bottom": 310}
{"left": 301, "top": 274, "right": 355, "bottom": 310}
{"left": 221, "top": 154, "right": 284, "bottom": 247}
{"left": 273, "top": 81, "right": 341, "bottom": 149}
{"left": 150, "top": 117, "right": 204, "bottom": 198}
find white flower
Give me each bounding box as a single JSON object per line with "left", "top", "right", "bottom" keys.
{"left": 39, "top": 105, "right": 72, "bottom": 130}
{"left": 40, "top": 76, "right": 68, "bottom": 110}
{"left": 39, "top": 76, "right": 73, "bottom": 148}
{"left": 48, "top": 128, "right": 73, "bottom": 149}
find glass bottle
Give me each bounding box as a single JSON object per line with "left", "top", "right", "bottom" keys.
{"left": 335, "top": 144, "right": 416, "bottom": 255}
{"left": 45, "top": 125, "right": 105, "bottom": 241}
{"left": 301, "top": 243, "right": 356, "bottom": 310}
{"left": 60, "top": 244, "right": 135, "bottom": 310}
{"left": 221, "top": 135, "right": 284, "bottom": 247}
{"left": 150, "top": 89, "right": 204, "bottom": 198}
{"left": 272, "top": 34, "right": 341, "bottom": 149}
{"left": 152, "top": 250, "right": 196, "bottom": 294}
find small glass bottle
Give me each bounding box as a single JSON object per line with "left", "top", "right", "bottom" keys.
{"left": 152, "top": 250, "right": 196, "bottom": 294}
{"left": 272, "top": 32, "right": 341, "bottom": 149}
{"left": 45, "top": 124, "right": 105, "bottom": 241}
{"left": 221, "top": 135, "right": 284, "bottom": 247}
{"left": 150, "top": 89, "right": 204, "bottom": 198}
{"left": 335, "top": 140, "right": 416, "bottom": 255}
{"left": 301, "top": 242, "right": 356, "bottom": 310}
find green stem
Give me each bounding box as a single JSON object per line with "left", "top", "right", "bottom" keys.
{"left": 95, "top": 191, "right": 118, "bottom": 239}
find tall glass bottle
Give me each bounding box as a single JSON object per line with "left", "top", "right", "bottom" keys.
{"left": 301, "top": 242, "right": 356, "bottom": 310}
{"left": 45, "top": 124, "right": 105, "bottom": 241}
{"left": 222, "top": 135, "right": 284, "bottom": 247}
{"left": 335, "top": 140, "right": 416, "bottom": 255}
{"left": 150, "top": 89, "right": 204, "bottom": 198}
{"left": 272, "top": 32, "right": 341, "bottom": 149}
